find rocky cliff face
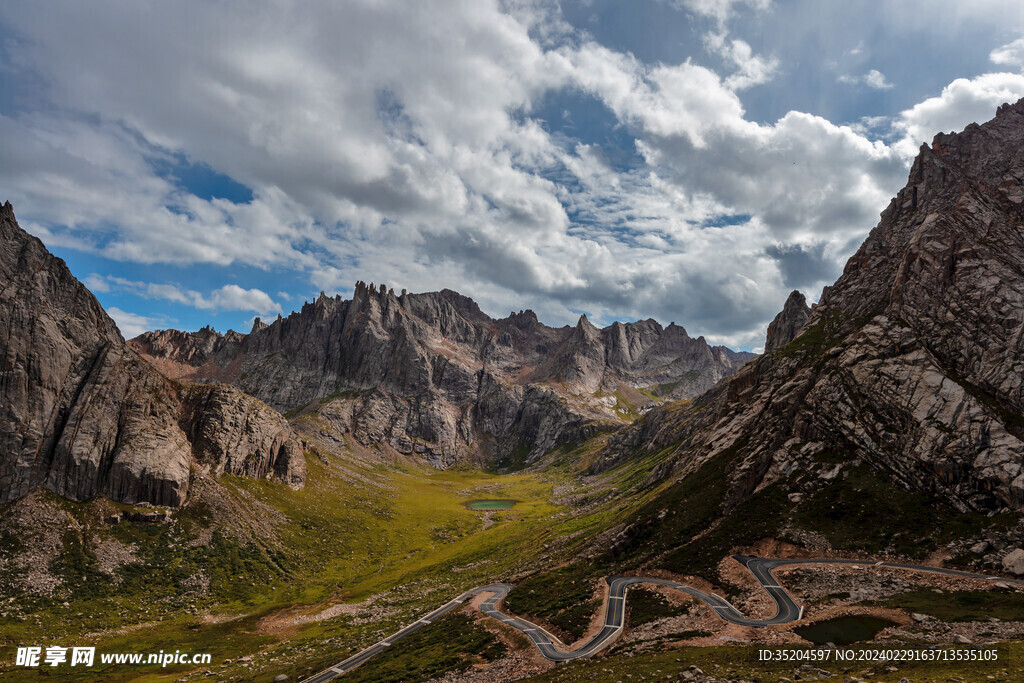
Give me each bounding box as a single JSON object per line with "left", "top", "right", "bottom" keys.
{"left": 131, "top": 285, "right": 754, "bottom": 467}
{"left": 764, "top": 290, "right": 811, "bottom": 352}
{"left": 0, "top": 202, "right": 304, "bottom": 506}
{"left": 600, "top": 100, "right": 1024, "bottom": 513}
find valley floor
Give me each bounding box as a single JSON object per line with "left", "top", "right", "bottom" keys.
{"left": 2, "top": 435, "right": 1023, "bottom": 682}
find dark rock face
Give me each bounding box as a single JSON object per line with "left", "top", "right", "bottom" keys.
{"left": 765, "top": 290, "right": 811, "bottom": 352}
{"left": 131, "top": 286, "right": 754, "bottom": 467}
{"left": 0, "top": 202, "right": 304, "bottom": 506}
{"left": 600, "top": 100, "right": 1024, "bottom": 513}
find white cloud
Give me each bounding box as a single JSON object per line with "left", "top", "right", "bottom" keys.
{"left": 204, "top": 284, "right": 282, "bottom": 314}
{"left": 1, "top": 1, "right": 1021, "bottom": 349}
{"left": 838, "top": 69, "right": 894, "bottom": 90}
{"left": 107, "top": 307, "right": 157, "bottom": 339}
{"left": 704, "top": 31, "right": 779, "bottom": 90}
{"left": 863, "top": 69, "right": 894, "bottom": 90}
{"left": 82, "top": 273, "right": 110, "bottom": 292}
{"left": 991, "top": 37, "right": 1024, "bottom": 67}
{"left": 894, "top": 72, "right": 1024, "bottom": 157}
{"left": 94, "top": 276, "right": 282, "bottom": 315}
{"left": 670, "top": 0, "right": 772, "bottom": 25}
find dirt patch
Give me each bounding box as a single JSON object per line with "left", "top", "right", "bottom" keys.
{"left": 257, "top": 591, "right": 396, "bottom": 635}
{"left": 0, "top": 491, "right": 74, "bottom": 597}
{"left": 91, "top": 536, "right": 140, "bottom": 582}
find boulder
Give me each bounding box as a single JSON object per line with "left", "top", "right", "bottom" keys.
{"left": 1001, "top": 548, "right": 1024, "bottom": 575}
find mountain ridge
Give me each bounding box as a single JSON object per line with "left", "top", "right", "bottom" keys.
{"left": 0, "top": 201, "right": 305, "bottom": 507}
{"left": 597, "top": 98, "right": 1024, "bottom": 514}
{"left": 129, "top": 280, "right": 755, "bottom": 467}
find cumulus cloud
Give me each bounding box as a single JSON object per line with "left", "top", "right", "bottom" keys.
{"left": 93, "top": 276, "right": 282, "bottom": 315}
{"left": 0, "top": 1, "right": 1019, "bottom": 350}
{"left": 838, "top": 69, "right": 894, "bottom": 89}
{"left": 704, "top": 31, "right": 779, "bottom": 90}
{"left": 107, "top": 307, "right": 158, "bottom": 339}
{"left": 893, "top": 72, "right": 1024, "bottom": 157}
{"left": 204, "top": 285, "right": 282, "bottom": 314}
{"left": 670, "top": 0, "right": 772, "bottom": 25}
{"left": 82, "top": 273, "right": 111, "bottom": 293}
{"left": 991, "top": 37, "right": 1024, "bottom": 67}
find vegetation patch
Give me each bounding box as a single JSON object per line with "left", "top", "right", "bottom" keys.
{"left": 502, "top": 564, "right": 606, "bottom": 641}
{"left": 341, "top": 612, "right": 505, "bottom": 683}
{"left": 625, "top": 587, "right": 690, "bottom": 626}
{"left": 789, "top": 465, "right": 1016, "bottom": 559}
{"left": 524, "top": 642, "right": 1024, "bottom": 683}
{"left": 875, "top": 589, "right": 1024, "bottom": 622}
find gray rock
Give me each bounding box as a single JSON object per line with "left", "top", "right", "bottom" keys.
{"left": 130, "top": 282, "right": 755, "bottom": 468}
{"left": 765, "top": 290, "right": 812, "bottom": 352}
{"left": 1001, "top": 548, "right": 1024, "bottom": 575}
{"left": 0, "top": 202, "right": 304, "bottom": 506}
{"left": 970, "top": 541, "right": 991, "bottom": 554}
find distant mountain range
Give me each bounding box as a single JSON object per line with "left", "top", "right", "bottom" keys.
{"left": 0, "top": 199, "right": 753, "bottom": 506}
{"left": 128, "top": 283, "right": 754, "bottom": 468}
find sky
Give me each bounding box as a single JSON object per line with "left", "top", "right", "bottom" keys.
{"left": 3, "top": 1, "right": 1024, "bottom": 351}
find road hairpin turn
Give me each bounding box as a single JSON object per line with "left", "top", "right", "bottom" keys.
{"left": 301, "top": 556, "right": 1024, "bottom": 682}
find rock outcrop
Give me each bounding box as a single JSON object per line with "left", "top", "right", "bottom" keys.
{"left": 131, "top": 286, "right": 754, "bottom": 467}
{"left": 764, "top": 290, "right": 811, "bottom": 352}
{"left": 599, "top": 100, "right": 1024, "bottom": 513}
{"left": 0, "top": 202, "right": 304, "bottom": 506}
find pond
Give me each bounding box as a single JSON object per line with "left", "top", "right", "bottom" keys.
{"left": 463, "top": 499, "right": 518, "bottom": 510}
{"left": 795, "top": 615, "right": 898, "bottom": 646}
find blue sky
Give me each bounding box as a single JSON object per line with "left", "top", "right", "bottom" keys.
{"left": 3, "top": 0, "right": 1024, "bottom": 350}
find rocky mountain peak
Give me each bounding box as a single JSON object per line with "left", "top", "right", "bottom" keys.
{"left": 0, "top": 203, "right": 304, "bottom": 507}
{"left": 605, "top": 99, "right": 1024, "bottom": 513}
{"left": 129, "top": 280, "right": 753, "bottom": 467}
{"left": 574, "top": 313, "right": 599, "bottom": 335}
{"left": 764, "top": 290, "right": 811, "bottom": 352}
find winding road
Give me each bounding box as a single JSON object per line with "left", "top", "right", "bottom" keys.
{"left": 300, "top": 555, "right": 1024, "bottom": 682}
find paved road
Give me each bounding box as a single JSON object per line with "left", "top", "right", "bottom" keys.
{"left": 300, "top": 556, "right": 1024, "bottom": 681}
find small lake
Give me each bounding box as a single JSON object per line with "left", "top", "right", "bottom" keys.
{"left": 464, "top": 499, "right": 517, "bottom": 510}
{"left": 795, "top": 615, "right": 898, "bottom": 646}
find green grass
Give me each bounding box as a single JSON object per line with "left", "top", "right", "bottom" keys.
{"left": 525, "top": 642, "right": 1024, "bottom": 683}
{"left": 789, "top": 464, "right": 1017, "bottom": 559}
{"left": 0, "top": 450, "right": 586, "bottom": 681}
{"left": 594, "top": 444, "right": 743, "bottom": 573}
{"left": 3, "top": 385, "right": 1021, "bottom": 682}
{"left": 502, "top": 564, "right": 607, "bottom": 641}
{"left": 875, "top": 589, "right": 1024, "bottom": 622}
{"left": 625, "top": 587, "right": 690, "bottom": 626}
{"left": 341, "top": 613, "right": 505, "bottom": 683}
{"left": 637, "top": 381, "right": 683, "bottom": 400}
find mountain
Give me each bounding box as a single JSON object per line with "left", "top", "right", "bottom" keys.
{"left": 0, "top": 202, "right": 305, "bottom": 507}
{"left": 601, "top": 99, "right": 1024, "bottom": 514}
{"left": 129, "top": 284, "right": 754, "bottom": 467}
{"left": 764, "top": 289, "right": 811, "bottom": 352}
